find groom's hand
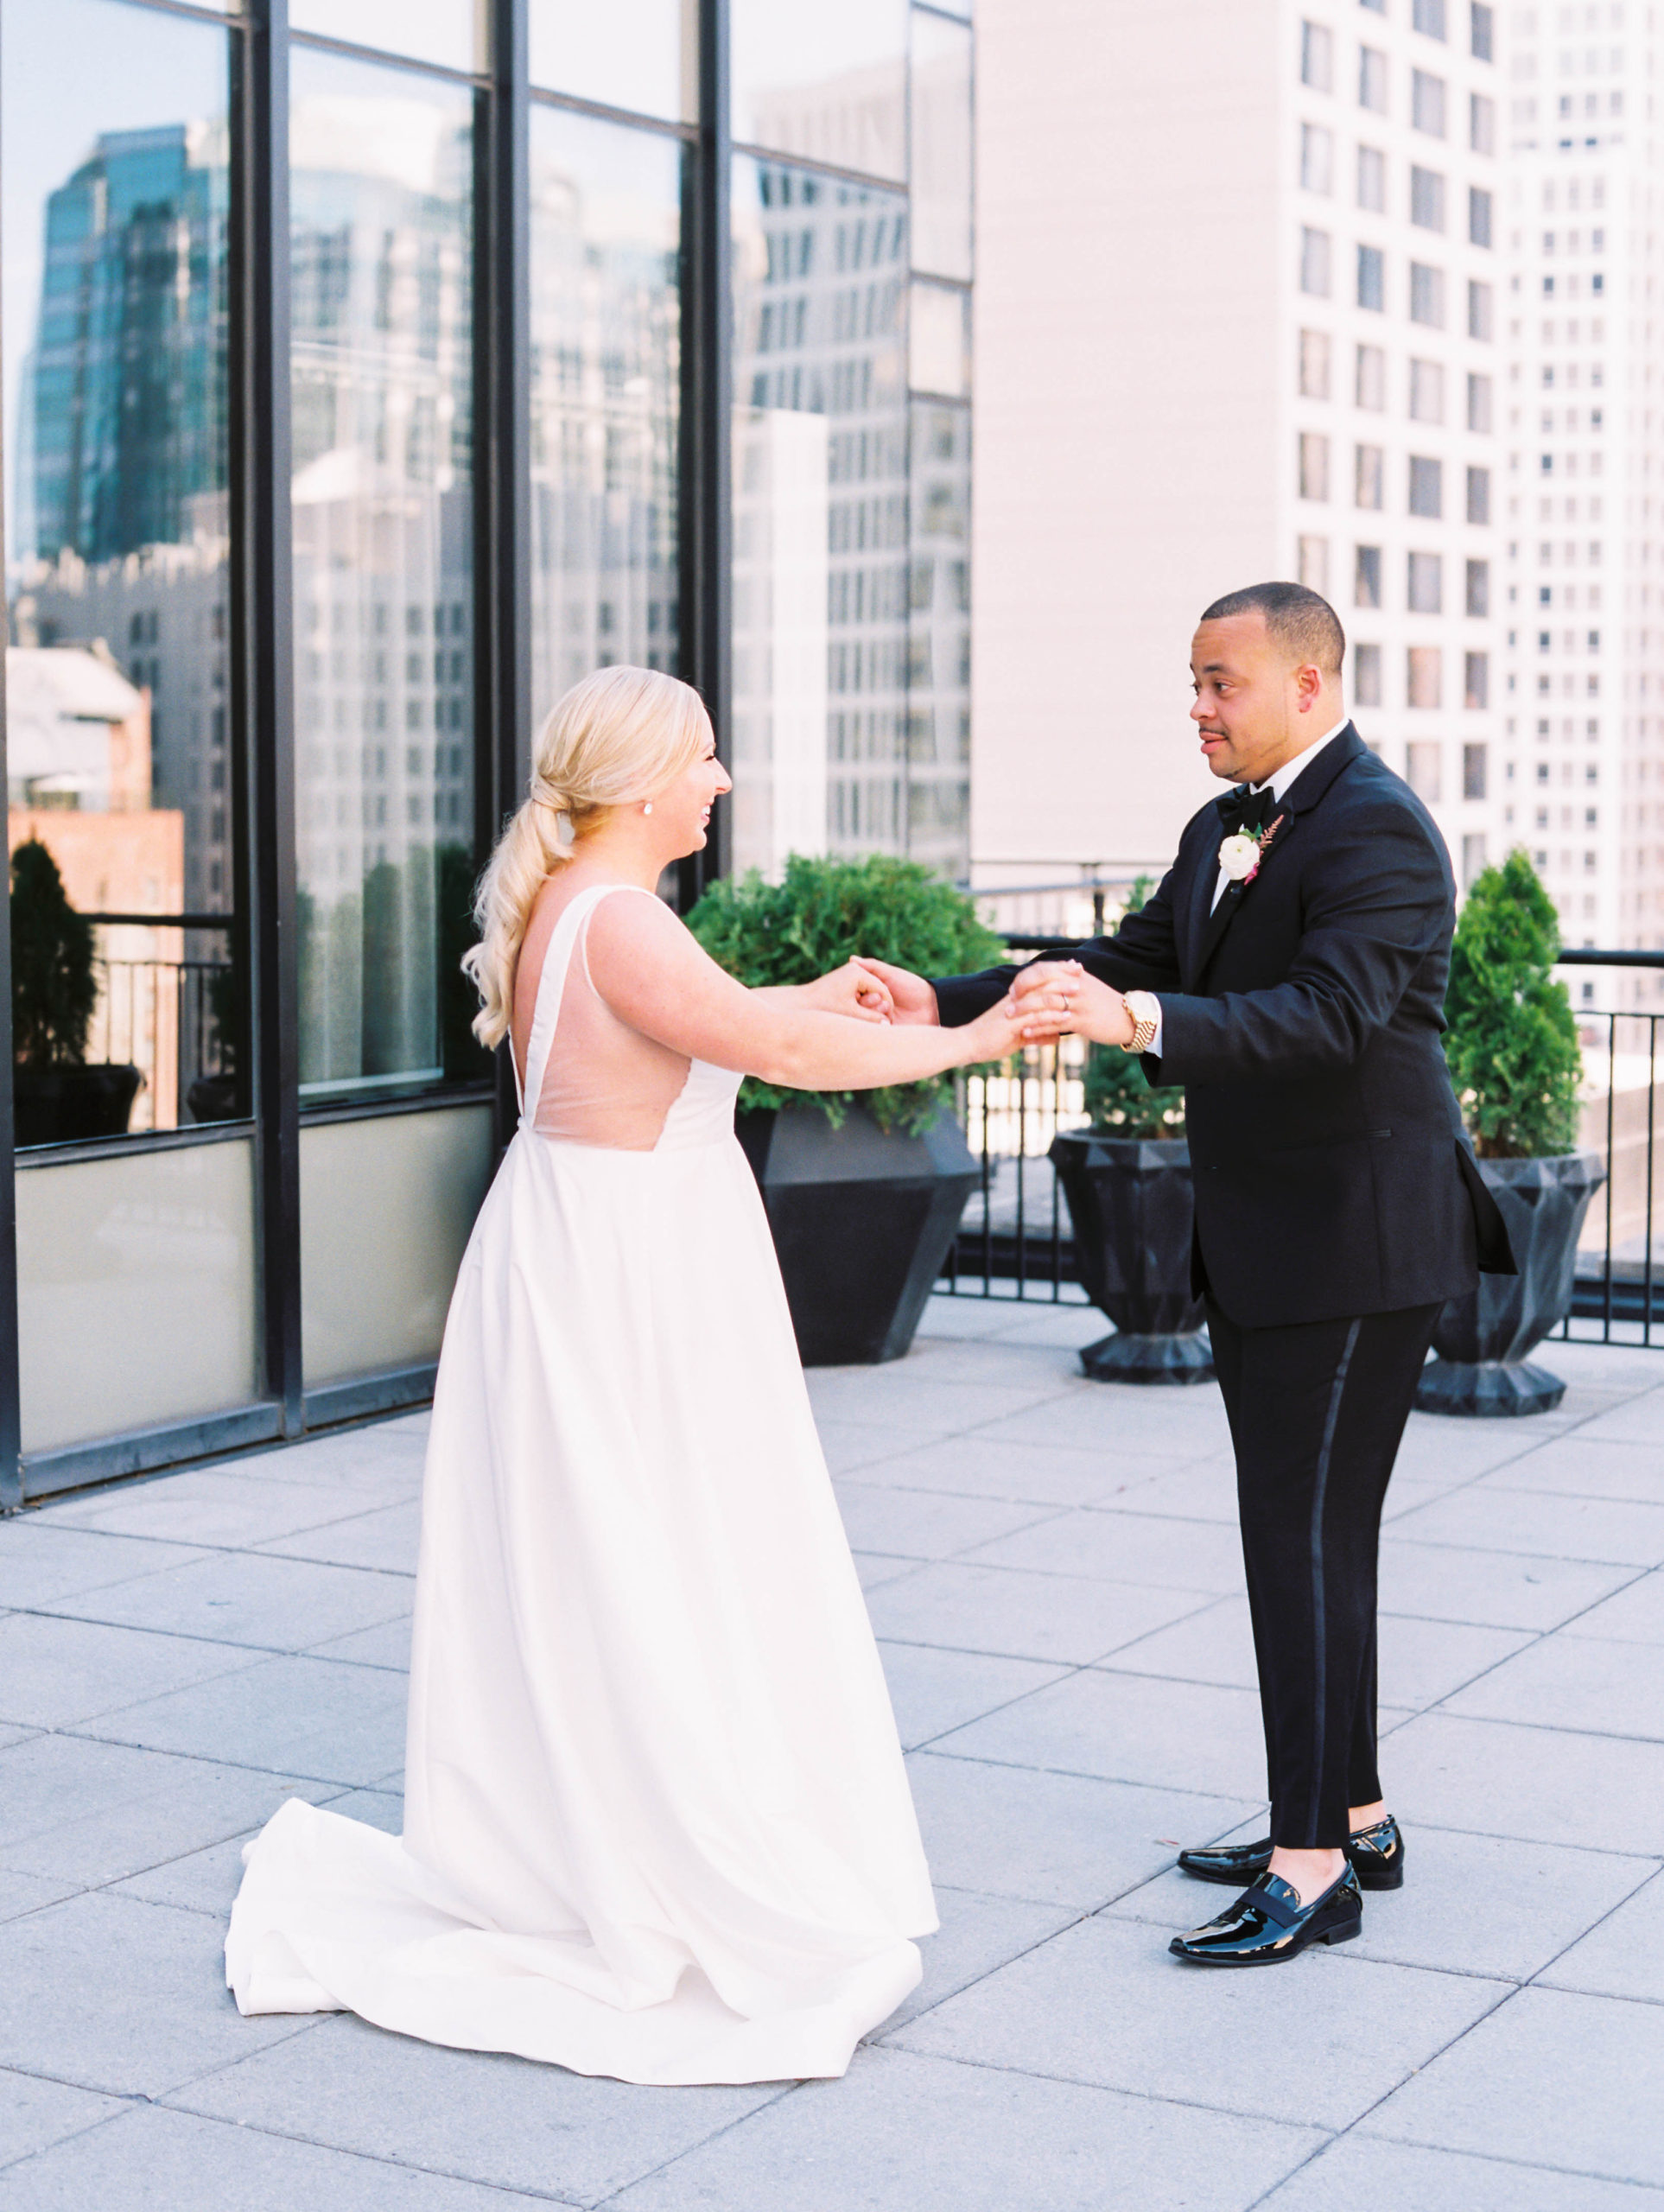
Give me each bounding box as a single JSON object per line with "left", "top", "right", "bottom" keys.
{"left": 1011, "top": 962, "right": 1136, "bottom": 1047}
{"left": 850, "top": 958, "right": 938, "bottom": 1026}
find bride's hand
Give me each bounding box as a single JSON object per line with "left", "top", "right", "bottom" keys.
{"left": 796, "top": 958, "right": 895, "bottom": 1024}
{"left": 957, "top": 990, "right": 1070, "bottom": 1065}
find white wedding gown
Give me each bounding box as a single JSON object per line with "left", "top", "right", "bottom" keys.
{"left": 225, "top": 881, "right": 936, "bottom": 2083}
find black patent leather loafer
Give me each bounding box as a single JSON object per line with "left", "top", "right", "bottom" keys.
{"left": 1178, "top": 1814, "right": 1404, "bottom": 1892}
{"left": 1169, "top": 1866, "right": 1362, "bottom": 1967}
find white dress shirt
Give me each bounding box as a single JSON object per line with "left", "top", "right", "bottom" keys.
{"left": 1144, "top": 717, "right": 1350, "bottom": 1059}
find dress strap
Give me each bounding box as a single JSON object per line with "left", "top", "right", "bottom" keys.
{"left": 518, "top": 882, "right": 663, "bottom": 1128}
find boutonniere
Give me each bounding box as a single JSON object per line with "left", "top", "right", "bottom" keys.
{"left": 1217, "top": 814, "right": 1286, "bottom": 888}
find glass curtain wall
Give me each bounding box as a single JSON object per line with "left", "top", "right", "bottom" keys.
{"left": 0, "top": 0, "right": 975, "bottom": 1496}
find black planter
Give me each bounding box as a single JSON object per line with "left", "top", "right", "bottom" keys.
{"left": 12, "top": 1062, "right": 143, "bottom": 1147}
{"left": 737, "top": 1102, "right": 978, "bottom": 1365}
{"left": 186, "top": 1072, "right": 242, "bottom": 1124}
{"left": 1048, "top": 1130, "right": 1213, "bottom": 1383}
{"left": 1415, "top": 1150, "right": 1605, "bottom": 1417}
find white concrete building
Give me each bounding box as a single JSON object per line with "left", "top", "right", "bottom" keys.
{"left": 973, "top": 0, "right": 1503, "bottom": 892}
{"left": 1500, "top": 3, "right": 1664, "bottom": 1011}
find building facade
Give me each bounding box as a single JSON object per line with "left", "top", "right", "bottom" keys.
{"left": 972, "top": 0, "right": 1502, "bottom": 887}
{"left": 1500, "top": 3, "right": 1664, "bottom": 1012}
{"left": 0, "top": 0, "right": 974, "bottom": 1499}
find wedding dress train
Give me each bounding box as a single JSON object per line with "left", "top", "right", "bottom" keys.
{"left": 226, "top": 883, "right": 936, "bottom": 2083}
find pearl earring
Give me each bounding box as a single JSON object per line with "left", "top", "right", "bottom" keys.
{"left": 642, "top": 801, "right": 653, "bottom": 816}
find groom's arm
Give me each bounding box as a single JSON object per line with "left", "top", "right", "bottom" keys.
{"left": 1153, "top": 803, "right": 1451, "bottom": 1082}
{"left": 933, "top": 863, "right": 1186, "bottom": 1030}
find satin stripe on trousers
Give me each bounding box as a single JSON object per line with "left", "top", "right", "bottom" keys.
{"left": 1206, "top": 1299, "right": 1443, "bottom": 1849}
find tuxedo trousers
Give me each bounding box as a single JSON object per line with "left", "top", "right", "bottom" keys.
{"left": 1206, "top": 1298, "right": 1442, "bottom": 1849}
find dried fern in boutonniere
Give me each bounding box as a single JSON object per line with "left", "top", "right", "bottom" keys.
{"left": 1216, "top": 813, "right": 1286, "bottom": 888}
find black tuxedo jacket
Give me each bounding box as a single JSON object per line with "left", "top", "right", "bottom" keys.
{"left": 936, "top": 726, "right": 1514, "bottom": 1328}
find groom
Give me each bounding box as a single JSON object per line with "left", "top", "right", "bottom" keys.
{"left": 866, "top": 582, "right": 1513, "bottom": 1966}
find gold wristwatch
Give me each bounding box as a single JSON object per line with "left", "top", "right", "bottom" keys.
{"left": 1121, "top": 990, "right": 1160, "bottom": 1056}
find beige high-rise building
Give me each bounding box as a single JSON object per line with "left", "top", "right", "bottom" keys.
{"left": 1499, "top": 4, "right": 1664, "bottom": 1013}
{"left": 973, "top": 0, "right": 1504, "bottom": 893}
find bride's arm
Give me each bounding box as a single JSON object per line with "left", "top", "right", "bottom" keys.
{"left": 585, "top": 893, "right": 1062, "bottom": 1086}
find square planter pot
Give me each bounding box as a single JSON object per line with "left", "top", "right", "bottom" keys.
{"left": 737, "top": 1102, "right": 978, "bottom": 1365}
{"left": 1048, "top": 1130, "right": 1214, "bottom": 1383}
{"left": 1415, "top": 1149, "right": 1605, "bottom": 1416}
{"left": 13, "top": 1062, "right": 143, "bottom": 1147}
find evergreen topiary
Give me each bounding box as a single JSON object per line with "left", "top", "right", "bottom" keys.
{"left": 10, "top": 837, "right": 96, "bottom": 1069}
{"left": 1081, "top": 877, "right": 1186, "bottom": 1138}
{"left": 1443, "top": 848, "right": 1583, "bottom": 1159}
{"left": 686, "top": 852, "right": 1007, "bottom": 1131}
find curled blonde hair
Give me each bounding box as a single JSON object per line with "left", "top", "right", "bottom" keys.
{"left": 462, "top": 664, "right": 711, "bottom": 1049}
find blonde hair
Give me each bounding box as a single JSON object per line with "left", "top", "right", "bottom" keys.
{"left": 462, "top": 664, "right": 710, "bottom": 1049}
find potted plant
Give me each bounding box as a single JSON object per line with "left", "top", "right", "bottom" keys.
{"left": 687, "top": 853, "right": 1005, "bottom": 1364}
{"left": 1417, "top": 849, "right": 1604, "bottom": 1416}
{"left": 10, "top": 836, "right": 143, "bottom": 1145}
{"left": 1047, "top": 880, "right": 1212, "bottom": 1383}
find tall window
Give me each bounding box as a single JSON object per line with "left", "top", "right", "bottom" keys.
{"left": 1409, "top": 260, "right": 1446, "bottom": 326}
{"left": 289, "top": 50, "right": 479, "bottom": 1096}
{"left": 1301, "top": 226, "right": 1333, "bottom": 296}
{"left": 1355, "top": 544, "right": 1383, "bottom": 607}
{"left": 1357, "top": 145, "right": 1387, "bottom": 210}
{"left": 1300, "top": 328, "right": 1333, "bottom": 399}
{"left": 1410, "top": 359, "right": 1445, "bottom": 423}
{"left": 1354, "top": 641, "right": 1383, "bottom": 704}
{"left": 1301, "top": 122, "right": 1335, "bottom": 194}
{"left": 1466, "top": 558, "right": 1490, "bottom": 616}
{"left": 1407, "top": 648, "right": 1444, "bottom": 709}
{"left": 1299, "top": 432, "right": 1331, "bottom": 502}
{"left": 1412, "top": 68, "right": 1448, "bottom": 136}
{"left": 1356, "top": 343, "right": 1387, "bottom": 410}
{"left": 1470, "top": 90, "right": 1496, "bottom": 152}
{"left": 1301, "top": 20, "right": 1334, "bottom": 92}
{"left": 1467, "top": 465, "right": 1491, "bottom": 524}
{"left": 1470, "top": 3, "right": 1495, "bottom": 61}
{"left": 1357, "top": 243, "right": 1385, "bottom": 311}
{"left": 1413, "top": 0, "right": 1447, "bottom": 37}
{"left": 1359, "top": 47, "right": 1389, "bottom": 112}
{"left": 1469, "top": 277, "right": 1494, "bottom": 340}
{"left": 1407, "top": 550, "right": 1444, "bottom": 613}
{"left": 1409, "top": 454, "right": 1445, "bottom": 516}
{"left": 1411, "top": 166, "right": 1447, "bottom": 231}
{"left": 1468, "top": 370, "right": 1494, "bottom": 431}
{"left": 1469, "top": 185, "right": 1493, "bottom": 248}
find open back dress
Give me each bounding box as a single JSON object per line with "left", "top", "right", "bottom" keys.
{"left": 225, "top": 880, "right": 936, "bottom": 2084}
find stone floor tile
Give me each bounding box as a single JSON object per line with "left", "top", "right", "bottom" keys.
{"left": 1536, "top": 1868, "right": 1664, "bottom": 2003}
{"left": 1559, "top": 1569, "right": 1664, "bottom": 1645}
{"left": 611, "top": 2044, "right": 1322, "bottom": 2212}
{"left": 935, "top": 1299, "right": 1106, "bottom": 1351}
{"left": 308, "top": 1613, "right": 414, "bottom": 1671}
{"left": 851, "top": 1434, "right": 1143, "bottom": 1509}
{"left": 1571, "top": 1390, "right": 1664, "bottom": 1446}
{"left": 0, "top": 1734, "right": 329, "bottom": 1891}
{"left": 1258, "top": 2135, "right": 1662, "bottom": 2209}
{"left": 807, "top": 1368, "right": 1064, "bottom": 1434}
{"left": 1480, "top": 1436, "right": 1664, "bottom": 1506}
{"left": 1365, "top": 1985, "right": 1664, "bottom": 2186}
{"left": 92, "top": 1652, "right": 410, "bottom": 1788}
{"left": 829, "top": 1481, "right": 1064, "bottom": 1561}
{"left": 902, "top": 1338, "right": 1091, "bottom": 1391}
{"left": 865, "top": 1559, "right": 1216, "bottom": 1666}
{"left": 1103, "top": 1596, "right": 1534, "bottom": 1712}
{"left": 875, "top": 1641, "right": 1069, "bottom": 1751}
{"left": 1386, "top": 1485, "right": 1664, "bottom": 1567}
{"left": 890, "top": 1913, "right": 1503, "bottom": 2132}
{"left": 0, "top": 1872, "right": 84, "bottom": 1923}
{"left": 0, "top": 2066, "right": 125, "bottom": 2171}
{"left": 1388, "top": 1417, "right": 1566, "bottom": 1486}
{"left": 1088, "top": 1457, "right": 1241, "bottom": 1525}
{"left": 849, "top": 1553, "right": 926, "bottom": 1594}
{"left": 235, "top": 1418, "right": 429, "bottom": 1491}
{"left": 969, "top": 1389, "right": 1233, "bottom": 1461}
{"left": 0, "top": 1611, "right": 258, "bottom": 1730}
{"left": 905, "top": 1750, "right": 1261, "bottom": 1910}
{"left": 1, "top": 2103, "right": 560, "bottom": 2210}
{"left": 1440, "top": 1632, "right": 1664, "bottom": 1740}
{"left": 111, "top": 1832, "right": 261, "bottom": 1920}
{"left": 932, "top": 1666, "right": 1268, "bottom": 1801}
{"left": 35, "top": 1470, "right": 381, "bottom": 1549}
{"left": 253, "top": 1499, "right": 423, "bottom": 1573}
{"left": 0, "top": 1523, "right": 209, "bottom": 1607}
{"left": 40, "top": 1549, "right": 412, "bottom": 1655}
{"left": 1385, "top": 1712, "right": 1664, "bottom": 1855}
{"left": 1106, "top": 1824, "right": 1657, "bottom": 1983}
{"left": 810, "top": 1418, "right": 933, "bottom": 1478}
{"left": 914, "top": 1292, "right": 1044, "bottom": 1341}
{"left": 1376, "top": 1537, "right": 1635, "bottom": 1630}
{"left": 0, "top": 1891, "right": 306, "bottom": 2098}
{"left": 880, "top": 1885, "right": 1080, "bottom": 2034}
{"left": 170, "top": 2011, "right": 779, "bottom": 2207}
{"left": 965, "top": 1507, "right": 1248, "bottom": 1594}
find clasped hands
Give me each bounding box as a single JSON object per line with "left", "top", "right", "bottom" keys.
{"left": 802, "top": 957, "right": 1135, "bottom": 1048}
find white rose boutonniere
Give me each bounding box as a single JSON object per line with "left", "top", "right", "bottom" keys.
{"left": 1216, "top": 814, "right": 1286, "bottom": 889}
{"left": 1217, "top": 833, "right": 1261, "bottom": 882}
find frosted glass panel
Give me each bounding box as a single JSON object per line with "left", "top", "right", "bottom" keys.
{"left": 529, "top": 0, "right": 694, "bottom": 122}
{"left": 17, "top": 1135, "right": 257, "bottom": 1453}
{"left": 302, "top": 1103, "right": 492, "bottom": 1385}
{"left": 289, "top": 0, "right": 482, "bottom": 73}
{"left": 731, "top": 0, "right": 906, "bottom": 182}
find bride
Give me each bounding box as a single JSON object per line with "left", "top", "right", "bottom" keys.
{"left": 226, "top": 664, "right": 1057, "bottom": 2086}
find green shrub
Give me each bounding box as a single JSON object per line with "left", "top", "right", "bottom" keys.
{"left": 686, "top": 852, "right": 1007, "bottom": 1131}
{"left": 10, "top": 838, "right": 96, "bottom": 1068}
{"left": 1081, "top": 877, "right": 1186, "bottom": 1138}
{"left": 1443, "top": 848, "right": 1583, "bottom": 1159}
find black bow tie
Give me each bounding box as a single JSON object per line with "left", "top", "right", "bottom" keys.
{"left": 1218, "top": 785, "right": 1276, "bottom": 837}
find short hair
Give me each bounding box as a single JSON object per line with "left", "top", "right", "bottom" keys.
{"left": 1199, "top": 581, "right": 1345, "bottom": 678}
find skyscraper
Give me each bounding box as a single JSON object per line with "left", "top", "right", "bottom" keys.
{"left": 973, "top": 0, "right": 1503, "bottom": 888}
{"left": 1500, "top": 3, "right": 1663, "bottom": 1011}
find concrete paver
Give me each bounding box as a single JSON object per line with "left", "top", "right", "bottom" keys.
{"left": 0, "top": 1298, "right": 1658, "bottom": 2208}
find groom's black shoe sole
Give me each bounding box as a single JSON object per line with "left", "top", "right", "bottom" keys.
{"left": 1177, "top": 1818, "right": 1404, "bottom": 1893}
{"left": 1169, "top": 1869, "right": 1363, "bottom": 1967}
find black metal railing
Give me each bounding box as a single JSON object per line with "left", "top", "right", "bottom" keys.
{"left": 939, "top": 938, "right": 1664, "bottom": 1347}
